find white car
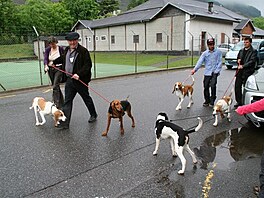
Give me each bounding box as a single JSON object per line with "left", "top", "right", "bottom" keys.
{"left": 243, "top": 66, "right": 264, "bottom": 127}
{"left": 225, "top": 39, "right": 264, "bottom": 69}
{"left": 217, "top": 43, "right": 234, "bottom": 57}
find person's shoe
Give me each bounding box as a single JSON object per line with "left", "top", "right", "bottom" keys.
{"left": 56, "top": 124, "right": 69, "bottom": 130}
{"left": 88, "top": 114, "right": 98, "bottom": 123}
{"left": 203, "top": 102, "right": 209, "bottom": 107}
{"left": 209, "top": 103, "right": 214, "bottom": 107}
{"left": 234, "top": 103, "right": 241, "bottom": 108}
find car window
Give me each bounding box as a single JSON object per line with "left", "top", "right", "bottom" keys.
{"left": 232, "top": 41, "right": 244, "bottom": 51}
{"left": 252, "top": 42, "right": 260, "bottom": 49}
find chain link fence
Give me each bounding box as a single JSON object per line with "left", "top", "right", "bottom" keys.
{"left": 0, "top": 30, "right": 208, "bottom": 93}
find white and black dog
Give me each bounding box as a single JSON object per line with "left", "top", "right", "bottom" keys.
{"left": 153, "top": 112, "right": 203, "bottom": 175}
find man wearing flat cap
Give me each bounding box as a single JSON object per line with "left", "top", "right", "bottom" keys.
{"left": 191, "top": 38, "right": 222, "bottom": 107}
{"left": 54, "top": 31, "right": 98, "bottom": 129}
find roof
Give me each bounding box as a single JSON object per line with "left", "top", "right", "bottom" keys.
{"left": 234, "top": 19, "right": 256, "bottom": 31}
{"left": 72, "top": 0, "right": 247, "bottom": 30}
{"left": 254, "top": 27, "right": 264, "bottom": 36}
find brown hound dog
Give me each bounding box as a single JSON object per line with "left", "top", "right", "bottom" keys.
{"left": 102, "top": 99, "right": 135, "bottom": 136}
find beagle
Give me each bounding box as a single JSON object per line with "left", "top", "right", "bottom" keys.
{"left": 29, "top": 97, "right": 66, "bottom": 126}
{"left": 102, "top": 99, "right": 135, "bottom": 136}
{"left": 172, "top": 75, "right": 194, "bottom": 110}
{"left": 212, "top": 96, "right": 232, "bottom": 126}
{"left": 153, "top": 112, "right": 203, "bottom": 175}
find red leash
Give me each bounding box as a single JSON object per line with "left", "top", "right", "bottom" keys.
{"left": 50, "top": 65, "right": 111, "bottom": 103}
{"left": 222, "top": 69, "right": 238, "bottom": 97}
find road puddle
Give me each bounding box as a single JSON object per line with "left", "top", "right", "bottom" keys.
{"left": 169, "top": 126, "right": 264, "bottom": 181}
{"left": 194, "top": 126, "right": 264, "bottom": 170}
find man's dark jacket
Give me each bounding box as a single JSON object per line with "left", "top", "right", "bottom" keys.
{"left": 53, "top": 44, "right": 92, "bottom": 84}
{"left": 237, "top": 45, "right": 257, "bottom": 78}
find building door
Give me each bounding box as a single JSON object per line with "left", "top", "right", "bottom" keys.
{"left": 201, "top": 31, "right": 206, "bottom": 52}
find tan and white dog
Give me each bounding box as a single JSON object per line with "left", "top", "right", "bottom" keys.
{"left": 212, "top": 95, "right": 232, "bottom": 127}
{"left": 172, "top": 75, "right": 194, "bottom": 110}
{"left": 29, "top": 97, "right": 66, "bottom": 126}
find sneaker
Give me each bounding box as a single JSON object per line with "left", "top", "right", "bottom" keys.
{"left": 88, "top": 114, "right": 98, "bottom": 123}
{"left": 203, "top": 102, "right": 209, "bottom": 107}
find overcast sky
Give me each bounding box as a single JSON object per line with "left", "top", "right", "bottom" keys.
{"left": 220, "top": 0, "right": 264, "bottom": 16}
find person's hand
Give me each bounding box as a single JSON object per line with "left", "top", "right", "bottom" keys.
{"left": 235, "top": 107, "right": 243, "bottom": 115}
{"left": 238, "top": 65, "right": 243, "bottom": 70}
{"left": 191, "top": 69, "right": 195, "bottom": 75}
{"left": 72, "top": 74, "right": 79, "bottom": 80}
{"left": 44, "top": 65, "right": 49, "bottom": 72}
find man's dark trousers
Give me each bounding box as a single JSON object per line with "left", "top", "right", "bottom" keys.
{"left": 62, "top": 78, "right": 97, "bottom": 126}
{"left": 203, "top": 73, "right": 218, "bottom": 104}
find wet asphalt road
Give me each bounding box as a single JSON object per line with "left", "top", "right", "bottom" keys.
{"left": 1, "top": 68, "right": 263, "bottom": 198}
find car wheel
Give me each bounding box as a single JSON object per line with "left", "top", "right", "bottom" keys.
{"left": 226, "top": 65, "right": 233, "bottom": 70}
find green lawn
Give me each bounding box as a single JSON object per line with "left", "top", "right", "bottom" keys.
{"left": 0, "top": 44, "right": 199, "bottom": 68}
{"left": 0, "top": 44, "right": 36, "bottom": 59}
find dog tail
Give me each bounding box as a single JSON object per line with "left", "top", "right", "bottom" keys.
{"left": 190, "top": 75, "right": 195, "bottom": 86}
{"left": 185, "top": 117, "right": 203, "bottom": 134}
{"left": 125, "top": 95, "right": 130, "bottom": 101}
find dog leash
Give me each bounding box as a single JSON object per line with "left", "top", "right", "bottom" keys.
{"left": 50, "top": 65, "right": 111, "bottom": 103}
{"left": 222, "top": 70, "right": 238, "bottom": 98}
{"left": 182, "top": 75, "right": 191, "bottom": 84}
{"left": 185, "top": 117, "right": 215, "bottom": 131}
{"left": 169, "top": 114, "right": 212, "bottom": 122}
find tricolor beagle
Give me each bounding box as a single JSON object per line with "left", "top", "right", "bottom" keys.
{"left": 29, "top": 97, "right": 66, "bottom": 126}
{"left": 172, "top": 75, "right": 194, "bottom": 110}
{"left": 212, "top": 96, "right": 232, "bottom": 126}
{"left": 153, "top": 112, "right": 203, "bottom": 175}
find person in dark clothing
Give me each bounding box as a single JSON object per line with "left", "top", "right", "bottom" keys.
{"left": 44, "top": 36, "right": 64, "bottom": 108}
{"left": 234, "top": 37, "right": 257, "bottom": 108}
{"left": 54, "top": 32, "right": 97, "bottom": 129}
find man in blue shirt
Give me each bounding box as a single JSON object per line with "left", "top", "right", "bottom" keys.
{"left": 191, "top": 38, "right": 222, "bottom": 107}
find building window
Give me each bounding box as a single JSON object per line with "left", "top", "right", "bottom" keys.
{"left": 95, "top": 36, "right": 99, "bottom": 41}
{"left": 111, "top": 35, "right": 115, "bottom": 44}
{"left": 133, "top": 35, "right": 139, "bottom": 43}
{"left": 156, "top": 33, "right": 162, "bottom": 42}
{"left": 88, "top": 37, "right": 92, "bottom": 42}
{"left": 101, "top": 35, "right": 106, "bottom": 41}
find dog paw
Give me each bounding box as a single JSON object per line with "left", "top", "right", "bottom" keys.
{"left": 153, "top": 151, "right": 158, "bottom": 156}
{"left": 187, "top": 106, "right": 190, "bottom": 109}
{"left": 193, "top": 160, "right": 198, "bottom": 164}
{"left": 178, "top": 170, "right": 184, "bottom": 175}
{"left": 132, "top": 124, "right": 135, "bottom": 128}
{"left": 228, "top": 119, "right": 231, "bottom": 122}
{"left": 213, "top": 123, "right": 217, "bottom": 127}
{"left": 102, "top": 131, "right": 108, "bottom": 136}
{"left": 172, "top": 154, "right": 177, "bottom": 157}
{"left": 176, "top": 107, "right": 181, "bottom": 111}
{"left": 36, "top": 123, "right": 40, "bottom": 126}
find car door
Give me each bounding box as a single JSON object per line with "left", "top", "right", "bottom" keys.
{"left": 258, "top": 41, "right": 264, "bottom": 65}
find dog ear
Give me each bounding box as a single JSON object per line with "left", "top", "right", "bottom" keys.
{"left": 172, "top": 84, "right": 176, "bottom": 93}
{"left": 54, "top": 111, "right": 61, "bottom": 121}
{"left": 111, "top": 101, "right": 115, "bottom": 109}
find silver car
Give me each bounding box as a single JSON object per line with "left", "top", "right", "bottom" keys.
{"left": 243, "top": 66, "right": 264, "bottom": 127}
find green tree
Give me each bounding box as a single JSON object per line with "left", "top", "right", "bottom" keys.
{"left": 253, "top": 17, "right": 264, "bottom": 30}
{"left": 98, "top": 0, "right": 119, "bottom": 17}
{"left": 127, "top": 0, "right": 147, "bottom": 10}
{"left": 0, "top": 0, "right": 17, "bottom": 32}
{"left": 16, "top": 0, "right": 73, "bottom": 35}
{"left": 62, "top": 0, "right": 100, "bottom": 21}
